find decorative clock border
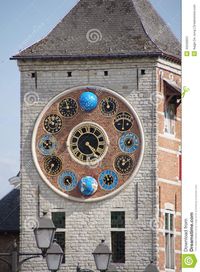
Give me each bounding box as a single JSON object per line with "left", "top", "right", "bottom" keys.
{"left": 32, "top": 85, "right": 145, "bottom": 202}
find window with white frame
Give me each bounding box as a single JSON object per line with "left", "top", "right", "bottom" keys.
{"left": 165, "top": 211, "right": 175, "bottom": 269}
{"left": 111, "top": 211, "right": 125, "bottom": 263}
{"left": 164, "top": 102, "right": 176, "bottom": 135}
{"left": 52, "top": 212, "right": 66, "bottom": 263}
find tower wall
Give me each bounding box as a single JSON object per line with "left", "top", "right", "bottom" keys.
{"left": 19, "top": 57, "right": 158, "bottom": 272}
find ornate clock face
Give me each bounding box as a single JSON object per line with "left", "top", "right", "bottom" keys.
{"left": 59, "top": 98, "right": 78, "bottom": 118}
{"left": 44, "top": 156, "right": 62, "bottom": 176}
{"left": 67, "top": 123, "right": 108, "bottom": 165}
{"left": 38, "top": 135, "right": 57, "bottom": 156}
{"left": 32, "top": 86, "right": 144, "bottom": 202}
{"left": 44, "top": 114, "right": 62, "bottom": 134}
{"left": 99, "top": 170, "right": 119, "bottom": 191}
{"left": 58, "top": 171, "right": 77, "bottom": 191}
{"left": 114, "top": 112, "right": 133, "bottom": 131}
{"left": 114, "top": 154, "right": 134, "bottom": 175}
{"left": 119, "top": 132, "right": 139, "bottom": 153}
{"left": 100, "top": 97, "right": 117, "bottom": 116}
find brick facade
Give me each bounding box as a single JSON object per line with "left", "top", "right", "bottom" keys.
{"left": 156, "top": 59, "right": 181, "bottom": 272}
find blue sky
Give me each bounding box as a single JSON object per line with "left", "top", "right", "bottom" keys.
{"left": 0, "top": 0, "right": 181, "bottom": 199}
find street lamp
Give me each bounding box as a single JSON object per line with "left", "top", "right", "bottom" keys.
{"left": 34, "top": 216, "right": 56, "bottom": 256}
{"left": 144, "top": 261, "right": 159, "bottom": 272}
{"left": 46, "top": 241, "right": 64, "bottom": 272}
{"left": 93, "top": 240, "right": 112, "bottom": 272}
{"left": 0, "top": 215, "right": 63, "bottom": 272}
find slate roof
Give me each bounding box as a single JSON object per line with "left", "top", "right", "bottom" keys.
{"left": 12, "top": 0, "right": 180, "bottom": 61}
{"left": 0, "top": 189, "right": 20, "bottom": 233}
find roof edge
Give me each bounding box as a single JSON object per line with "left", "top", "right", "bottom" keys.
{"left": 10, "top": 51, "right": 181, "bottom": 63}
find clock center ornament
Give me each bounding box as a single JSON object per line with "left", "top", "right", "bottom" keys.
{"left": 32, "top": 86, "right": 144, "bottom": 202}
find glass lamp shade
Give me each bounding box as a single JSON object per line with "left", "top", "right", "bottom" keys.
{"left": 93, "top": 240, "right": 112, "bottom": 271}
{"left": 34, "top": 216, "right": 56, "bottom": 253}
{"left": 46, "top": 241, "right": 64, "bottom": 271}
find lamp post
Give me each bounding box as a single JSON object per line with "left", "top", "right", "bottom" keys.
{"left": 92, "top": 240, "right": 112, "bottom": 272}
{"left": 0, "top": 215, "right": 64, "bottom": 272}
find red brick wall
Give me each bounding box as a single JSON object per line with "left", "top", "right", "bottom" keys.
{"left": 156, "top": 66, "right": 182, "bottom": 271}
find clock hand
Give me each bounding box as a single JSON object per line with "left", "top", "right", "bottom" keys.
{"left": 122, "top": 158, "right": 131, "bottom": 166}
{"left": 65, "top": 178, "right": 71, "bottom": 185}
{"left": 85, "top": 141, "right": 94, "bottom": 151}
{"left": 102, "top": 176, "right": 109, "bottom": 186}
{"left": 106, "top": 176, "right": 113, "bottom": 185}
{"left": 122, "top": 160, "right": 126, "bottom": 166}
{"left": 122, "top": 118, "right": 125, "bottom": 130}
{"left": 63, "top": 103, "right": 70, "bottom": 109}
{"left": 106, "top": 99, "right": 110, "bottom": 109}
{"left": 85, "top": 142, "right": 99, "bottom": 158}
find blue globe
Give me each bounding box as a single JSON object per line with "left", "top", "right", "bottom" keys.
{"left": 79, "top": 92, "right": 98, "bottom": 112}
{"left": 78, "top": 176, "right": 98, "bottom": 196}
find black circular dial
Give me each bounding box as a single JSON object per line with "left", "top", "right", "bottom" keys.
{"left": 59, "top": 98, "right": 78, "bottom": 118}
{"left": 44, "top": 156, "right": 62, "bottom": 176}
{"left": 68, "top": 123, "right": 108, "bottom": 164}
{"left": 125, "top": 138, "right": 133, "bottom": 147}
{"left": 103, "top": 174, "right": 114, "bottom": 185}
{"left": 114, "top": 154, "right": 134, "bottom": 175}
{"left": 63, "top": 176, "right": 73, "bottom": 186}
{"left": 114, "top": 112, "right": 133, "bottom": 131}
{"left": 101, "top": 97, "right": 117, "bottom": 116}
{"left": 44, "top": 114, "right": 62, "bottom": 134}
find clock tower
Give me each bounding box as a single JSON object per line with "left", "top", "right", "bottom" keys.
{"left": 12, "top": 0, "right": 181, "bottom": 271}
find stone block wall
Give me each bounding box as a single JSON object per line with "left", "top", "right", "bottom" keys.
{"left": 19, "top": 57, "right": 158, "bottom": 272}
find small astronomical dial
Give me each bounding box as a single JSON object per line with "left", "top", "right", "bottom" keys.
{"left": 68, "top": 123, "right": 108, "bottom": 164}
{"left": 101, "top": 97, "right": 117, "bottom": 116}
{"left": 44, "top": 114, "right": 62, "bottom": 134}
{"left": 44, "top": 156, "right": 62, "bottom": 176}
{"left": 98, "top": 170, "right": 119, "bottom": 191}
{"left": 114, "top": 154, "right": 134, "bottom": 175}
{"left": 58, "top": 171, "right": 77, "bottom": 192}
{"left": 114, "top": 112, "right": 133, "bottom": 131}
{"left": 38, "top": 134, "right": 57, "bottom": 156}
{"left": 119, "top": 132, "right": 139, "bottom": 153}
{"left": 59, "top": 98, "right": 78, "bottom": 118}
